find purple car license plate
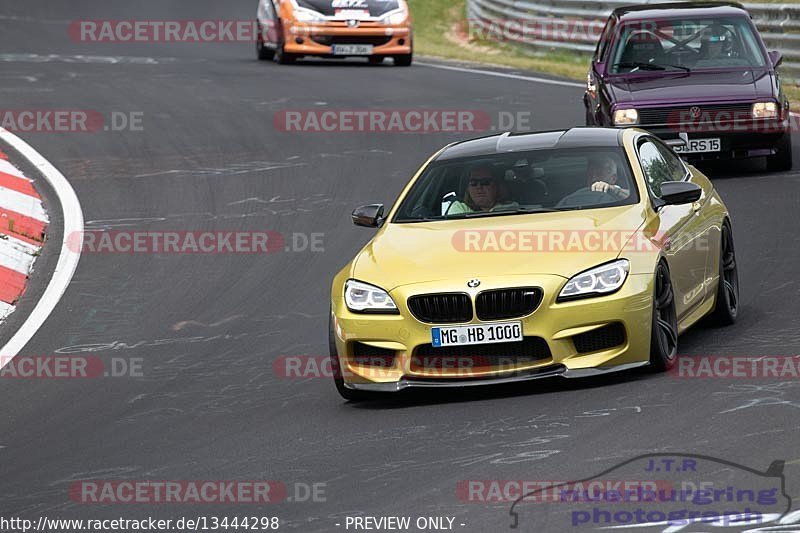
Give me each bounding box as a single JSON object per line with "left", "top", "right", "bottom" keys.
{"left": 674, "top": 137, "right": 721, "bottom": 154}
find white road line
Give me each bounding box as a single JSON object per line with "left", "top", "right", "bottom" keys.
{"left": 417, "top": 61, "right": 585, "bottom": 88}
{"left": 0, "top": 184, "right": 49, "bottom": 221}
{"left": 0, "top": 127, "right": 83, "bottom": 360}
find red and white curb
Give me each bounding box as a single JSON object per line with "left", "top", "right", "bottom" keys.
{"left": 0, "top": 127, "right": 83, "bottom": 363}
{"left": 0, "top": 149, "right": 48, "bottom": 321}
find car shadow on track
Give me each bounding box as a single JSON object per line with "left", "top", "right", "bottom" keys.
{"left": 258, "top": 58, "right": 399, "bottom": 67}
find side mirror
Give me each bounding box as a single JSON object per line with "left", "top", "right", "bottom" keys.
{"left": 658, "top": 181, "right": 702, "bottom": 207}
{"left": 664, "top": 138, "right": 686, "bottom": 150}
{"left": 769, "top": 50, "right": 784, "bottom": 69}
{"left": 665, "top": 132, "right": 688, "bottom": 152}
{"left": 593, "top": 61, "right": 607, "bottom": 80}
{"left": 352, "top": 204, "right": 385, "bottom": 228}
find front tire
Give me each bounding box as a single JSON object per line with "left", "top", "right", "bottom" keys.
{"left": 394, "top": 54, "right": 412, "bottom": 67}
{"left": 767, "top": 131, "right": 792, "bottom": 172}
{"left": 708, "top": 223, "right": 739, "bottom": 325}
{"left": 274, "top": 43, "right": 296, "bottom": 65}
{"left": 649, "top": 262, "right": 678, "bottom": 372}
{"left": 256, "top": 39, "right": 274, "bottom": 61}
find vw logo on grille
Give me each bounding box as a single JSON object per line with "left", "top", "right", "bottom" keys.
{"left": 347, "top": 19, "right": 359, "bottom": 27}
{"left": 689, "top": 106, "right": 702, "bottom": 119}
{"left": 467, "top": 279, "right": 481, "bottom": 288}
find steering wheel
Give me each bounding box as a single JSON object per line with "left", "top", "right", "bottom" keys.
{"left": 555, "top": 187, "right": 618, "bottom": 210}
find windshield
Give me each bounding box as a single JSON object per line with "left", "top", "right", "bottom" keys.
{"left": 610, "top": 16, "right": 767, "bottom": 73}
{"left": 393, "top": 148, "right": 639, "bottom": 223}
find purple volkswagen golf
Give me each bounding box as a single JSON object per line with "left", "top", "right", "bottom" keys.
{"left": 585, "top": 2, "right": 792, "bottom": 171}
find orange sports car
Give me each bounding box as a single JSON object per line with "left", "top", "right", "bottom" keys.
{"left": 256, "top": 0, "right": 413, "bottom": 65}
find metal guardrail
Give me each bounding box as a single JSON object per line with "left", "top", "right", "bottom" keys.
{"left": 466, "top": 0, "right": 800, "bottom": 80}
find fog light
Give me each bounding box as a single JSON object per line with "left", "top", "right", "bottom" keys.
{"left": 398, "top": 38, "right": 405, "bottom": 45}
{"left": 295, "top": 37, "right": 304, "bottom": 45}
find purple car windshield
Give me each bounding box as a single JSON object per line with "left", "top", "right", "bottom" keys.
{"left": 609, "top": 17, "right": 767, "bottom": 74}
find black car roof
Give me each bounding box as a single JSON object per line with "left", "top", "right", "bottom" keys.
{"left": 613, "top": 2, "right": 749, "bottom": 21}
{"left": 435, "top": 128, "right": 624, "bottom": 161}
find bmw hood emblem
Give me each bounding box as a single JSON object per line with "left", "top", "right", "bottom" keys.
{"left": 467, "top": 279, "right": 481, "bottom": 288}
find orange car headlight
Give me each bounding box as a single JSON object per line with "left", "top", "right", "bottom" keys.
{"left": 293, "top": 7, "right": 326, "bottom": 23}
{"left": 380, "top": 9, "right": 408, "bottom": 25}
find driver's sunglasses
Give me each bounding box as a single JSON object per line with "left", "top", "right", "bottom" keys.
{"left": 469, "top": 179, "right": 493, "bottom": 187}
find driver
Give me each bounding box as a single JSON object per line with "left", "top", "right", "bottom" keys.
{"left": 700, "top": 24, "right": 734, "bottom": 61}
{"left": 446, "top": 166, "right": 518, "bottom": 215}
{"left": 588, "top": 156, "right": 629, "bottom": 199}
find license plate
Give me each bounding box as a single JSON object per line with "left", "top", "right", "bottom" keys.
{"left": 674, "top": 137, "right": 721, "bottom": 154}
{"left": 335, "top": 9, "right": 371, "bottom": 19}
{"left": 332, "top": 44, "right": 374, "bottom": 56}
{"left": 431, "top": 322, "right": 523, "bottom": 348}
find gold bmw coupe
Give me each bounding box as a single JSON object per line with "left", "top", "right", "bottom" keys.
{"left": 330, "top": 128, "right": 739, "bottom": 400}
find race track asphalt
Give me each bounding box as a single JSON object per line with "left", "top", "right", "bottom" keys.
{"left": 1, "top": 1, "right": 800, "bottom": 531}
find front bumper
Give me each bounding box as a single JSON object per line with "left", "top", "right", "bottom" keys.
{"left": 631, "top": 120, "right": 790, "bottom": 162}
{"left": 345, "top": 362, "right": 651, "bottom": 392}
{"left": 283, "top": 21, "right": 411, "bottom": 57}
{"left": 331, "top": 274, "right": 655, "bottom": 391}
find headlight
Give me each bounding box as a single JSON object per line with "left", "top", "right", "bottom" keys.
{"left": 613, "top": 109, "right": 639, "bottom": 126}
{"left": 381, "top": 10, "right": 408, "bottom": 25}
{"left": 558, "top": 259, "right": 630, "bottom": 301}
{"left": 752, "top": 102, "right": 779, "bottom": 119}
{"left": 294, "top": 8, "right": 325, "bottom": 23}
{"left": 344, "top": 280, "right": 399, "bottom": 313}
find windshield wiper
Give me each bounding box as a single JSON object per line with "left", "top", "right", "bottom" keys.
{"left": 505, "top": 207, "right": 562, "bottom": 214}
{"left": 459, "top": 207, "right": 562, "bottom": 218}
{"left": 657, "top": 63, "right": 691, "bottom": 73}
{"left": 613, "top": 61, "right": 691, "bottom": 73}
{"left": 613, "top": 62, "right": 665, "bottom": 71}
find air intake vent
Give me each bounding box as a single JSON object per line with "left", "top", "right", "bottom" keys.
{"left": 572, "top": 323, "right": 626, "bottom": 354}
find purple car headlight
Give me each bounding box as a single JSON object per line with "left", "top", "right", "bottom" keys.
{"left": 613, "top": 108, "right": 639, "bottom": 126}
{"left": 752, "top": 102, "right": 779, "bottom": 120}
